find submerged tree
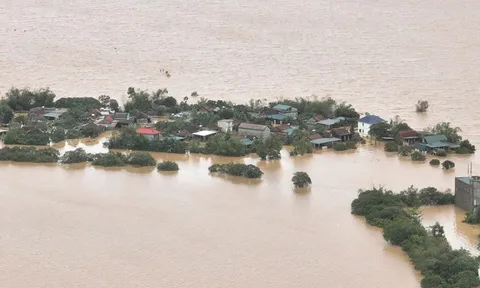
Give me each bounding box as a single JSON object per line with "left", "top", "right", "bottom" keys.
{"left": 292, "top": 172, "right": 312, "bottom": 188}
{"left": 415, "top": 100, "right": 429, "bottom": 112}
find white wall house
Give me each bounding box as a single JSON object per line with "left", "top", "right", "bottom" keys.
{"left": 357, "top": 115, "right": 386, "bottom": 137}
{"left": 217, "top": 119, "right": 234, "bottom": 132}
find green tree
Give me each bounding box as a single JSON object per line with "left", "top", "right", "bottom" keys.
{"left": 157, "top": 161, "right": 179, "bottom": 171}
{"left": 50, "top": 127, "right": 66, "bottom": 143}
{"left": 383, "top": 218, "right": 427, "bottom": 245}
{"left": 333, "top": 142, "right": 347, "bottom": 151}
{"left": 368, "top": 122, "right": 391, "bottom": 139}
{"left": 0, "top": 103, "right": 14, "bottom": 124}
{"left": 98, "top": 95, "right": 111, "bottom": 108}
{"left": 398, "top": 146, "right": 413, "bottom": 156}
{"left": 442, "top": 160, "right": 455, "bottom": 170}
{"left": 292, "top": 171, "right": 312, "bottom": 188}
{"left": 384, "top": 142, "right": 399, "bottom": 152}
{"left": 109, "top": 99, "right": 119, "bottom": 112}
{"left": 416, "top": 100, "right": 429, "bottom": 112}
{"left": 411, "top": 151, "right": 426, "bottom": 161}
{"left": 125, "top": 152, "right": 156, "bottom": 167}
{"left": 60, "top": 148, "right": 89, "bottom": 164}
{"left": 208, "top": 163, "right": 263, "bottom": 178}
{"left": 334, "top": 102, "right": 360, "bottom": 119}
{"left": 290, "top": 137, "right": 313, "bottom": 156}
{"left": 264, "top": 134, "right": 282, "bottom": 160}
{"left": 429, "top": 122, "right": 462, "bottom": 143}
{"left": 429, "top": 159, "right": 440, "bottom": 166}
{"left": 430, "top": 222, "right": 445, "bottom": 237}
{"left": 456, "top": 139, "right": 476, "bottom": 154}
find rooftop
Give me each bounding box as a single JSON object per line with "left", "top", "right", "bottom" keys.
{"left": 398, "top": 130, "right": 420, "bottom": 138}
{"left": 267, "top": 114, "right": 288, "bottom": 121}
{"left": 423, "top": 134, "right": 448, "bottom": 144}
{"left": 311, "top": 137, "right": 341, "bottom": 145}
{"left": 358, "top": 115, "right": 386, "bottom": 125}
{"left": 457, "top": 176, "right": 480, "bottom": 184}
{"left": 192, "top": 130, "right": 218, "bottom": 137}
{"left": 317, "top": 117, "right": 345, "bottom": 126}
{"left": 239, "top": 123, "right": 269, "bottom": 131}
{"left": 273, "top": 104, "right": 295, "bottom": 111}
{"left": 218, "top": 119, "right": 234, "bottom": 123}
{"left": 136, "top": 128, "right": 160, "bottom": 135}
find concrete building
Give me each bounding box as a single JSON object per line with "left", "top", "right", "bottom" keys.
{"left": 192, "top": 130, "right": 217, "bottom": 141}
{"left": 217, "top": 119, "right": 234, "bottom": 132}
{"left": 357, "top": 115, "right": 386, "bottom": 137}
{"left": 136, "top": 127, "right": 161, "bottom": 141}
{"left": 238, "top": 123, "right": 271, "bottom": 141}
{"left": 455, "top": 176, "right": 480, "bottom": 212}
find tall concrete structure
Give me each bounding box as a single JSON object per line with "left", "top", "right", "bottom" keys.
{"left": 455, "top": 176, "right": 480, "bottom": 212}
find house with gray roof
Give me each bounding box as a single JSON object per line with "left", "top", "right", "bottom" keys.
{"left": 358, "top": 114, "right": 386, "bottom": 137}
{"left": 238, "top": 123, "right": 271, "bottom": 141}
{"left": 417, "top": 134, "right": 459, "bottom": 153}
{"left": 272, "top": 104, "right": 298, "bottom": 119}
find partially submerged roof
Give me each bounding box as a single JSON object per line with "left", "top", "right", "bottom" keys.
{"left": 136, "top": 127, "right": 160, "bottom": 135}
{"left": 398, "top": 130, "right": 420, "bottom": 138}
{"left": 310, "top": 137, "right": 341, "bottom": 145}
{"left": 273, "top": 104, "right": 296, "bottom": 111}
{"left": 239, "top": 123, "right": 269, "bottom": 131}
{"left": 317, "top": 117, "right": 345, "bottom": 126}
{"left": 358, "top": 115, "right": 385, "bottom": 125}
{"left": 267, "top": 114, "right": 288, "bottom": 121}
{"left": 192, "top": 130, "right": 217, "bottom": 137}
{"left": 332, "top": 128, "right": 351, "bottom": 136}
{"left": 423, "top": 135, "right": 448, "bottom": 144}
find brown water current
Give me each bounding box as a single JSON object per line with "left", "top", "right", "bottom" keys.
{"left": 2, "top": 0, "right": 480, "bottom": 287}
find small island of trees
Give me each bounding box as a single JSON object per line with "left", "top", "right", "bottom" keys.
{"left": 208, "top": 163, "right": 263, "bottom": 179}
{"left": 157, "top": 161, "right": 179, "bottom": 171}
{"left": 292, "top": 172, "right": 312, "bottom": 188}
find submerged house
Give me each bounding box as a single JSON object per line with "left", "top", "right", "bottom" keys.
{"left": 417, "top": 134, "right": 459, "bottom": 153}
{"left": 272, "top": 104, "right": 298, "bottom": 119}
{"left": 331, "top": 127, "right": 352, "bottom": 142}
{"left": 317, "top": 117, "right": 345, "bottom": 130}
{"left": 136, "top": 127, "right": 161, "bottom": 141}
{"left": 113, "top": 112, "right": 134, "bottom": 127}
{"left": 395, "top": 130, "right": 421, "bottom": 146}
{"left": 238, "top": 123, "right": 271, "bottom": 141}
{"left": 357, "top": 115, "right": 386, "bottom": 137}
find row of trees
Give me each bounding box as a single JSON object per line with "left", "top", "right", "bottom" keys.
{"left": 209, "top": 163, "right": 264, "bottom": 179}
{"left": 351, "top": 187, "right": 478, "bottom": 288}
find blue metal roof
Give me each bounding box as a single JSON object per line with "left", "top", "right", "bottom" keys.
{"left": 358, "top": 115, "right": 385, "bottom": 124}
{"left": 317, "top": 117, "right": 345, "bottom": 126}
{"left": 273, "top": 104, "right": 292, "bottom": 111}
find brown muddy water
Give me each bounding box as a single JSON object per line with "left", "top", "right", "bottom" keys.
{"left": 2, "top": 0, "right": 480, "bottom": 287}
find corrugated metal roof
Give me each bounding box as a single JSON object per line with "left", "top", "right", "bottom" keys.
{"left": 310, "top": 137, "right": 341, "bottom": 145}
{"left": 267, "top": 114, "right": 288, "bottom": 121}
{"left": 239, "top": 123, "right": 268, "bottom": 131}
{"left": 423, "top": 135, "right": 448, "bottom": 144}
{"left": 273, "top": 104, "right": 292, "bottom": 111}
{"left": 358, "top": 115, "right": 385, "bottom": 124}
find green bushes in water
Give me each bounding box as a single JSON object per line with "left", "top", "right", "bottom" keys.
{"left": 0, "top": 146, "right": 59, "bottom": 163}
{"left": 60, "top": 148, "right": 90, "bottom": 164}
{"left": 398, "top": 145, "right": 413, "bottom": 156}
{"left": 456, "top": 140, "right": 476, "bottom": 154}
{"left": 208, "top": 163, "right": 263, "bottom": 179}
{"left": 3, "top": 128, "right": 50, "bottom": 145}
{"left": 91, "top": 152, "right": 126, "bottom": 167}
{"left": 292, "top": 171, "right": 312, "bottom": 188}
{"left": 435, "top": 149, "right": 447, "bottom": 157}
{"left": 125, "top": 152, "right": 156, "bottom": 167}
{"left": 442, "top": 160, "right": 455, "bottom": 170}
{"left": 351, "top": 187, "right": 477, "bottom": 288}
{"left": 411, "top": 151, "right": 426, "bottom": 161}
{"left": 157, "top": 161, "right": 179, "bottom": 171}
{"left": 332, "top": 142, "right": 347, "bottom": 151}
{"left": 384, "top": 142, "right": 398, "bottom": 152}
{"left": 429, "top": 159, "right": 440, "bottom": 166}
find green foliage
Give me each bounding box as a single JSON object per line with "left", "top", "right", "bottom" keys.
{"left": 65, "top": 128, "right": 83, "bottom": 139}
{"left": 208, "top": 163, "right": 263, "bottom": 179}
{"left": 125, "top": 152, "right": 156, "bottom": 167}
{"left": 351, "top": 187, "right": 478, "bottom": 288}
{"left": 204, "top": 134, "right": 246, "bottom": 156}
{"left": 124, "top": 87, "right": 155, "bottom": 113}
{"left": 255, "top": 135, "right": 282, "bottom": 160}
{"left": 187, "top": 139, "right": 203, "bottom": 154}
{"left": 0, "top": 104, "right": 14, "bottom": 124}
{"left": 334, "top": 102, "right": 360, "bottom": 119}
{"left": 50, "top": 127, "right": 66, "bottom": 143}
{"left": 411, "top": 151, "right": 426, "bottom": 161}
{"left": 291, "top": 172, "right": 312, "bottom": 188}
{"left": 54, "top": 97, "right": 100, "bottom": 109}
{"left": 384, "top": 142, "right": 399, "bottom": 152}
{"left": 290, "top": 137, "right": 313, "bottom": 156}
{"left": 435, "top": 149, "right": 447, "bottom": 157}
{"left": 91, "top": 152, "right": 126, "bottom": 167}
{"left": 463, "top": 208, "right": 480, "bottom": 225}
{"left": 0, "top": 146, "right": 59, "bottom": 163}
{"left": 109, "top": 99, "right": 119, "bottom": 112}
{"left": 80, "top": 125, "right": 99, "bottom": 138}
{"left": 157, "top": 161, "right": 179, "bottom": 171}
{"left": 3, "top": 127, "right": 50, "bottom": 145}
{"left": 345, "top": 140, "right": 357, "bottom": 149}
{"left": 429, "top": 159, "right": 440, "bottom": 166}
{"left": 368, "top": 122, "right": 391, "bottom": 139}
{"left": 332, "top": 142, "right": 348, "bottom": 151}
{"left": 428, "top": 122, "right": 462, "bottom": 143}
{"left": 416, "top": 100, "right": 429, "bottom": 112}
{"left": 457, "top": 140, "right": 475, "bottom": 154}
{"left": 4, "top": 87, "right": 56, "bottom": 111}
{"left": 442, "top": 160, "right": 455, "bottom": 170}
{"left": 398, "top": 145, "right": 413, "bottom": 156}
{"left": 60, "top": 148, "right": 90, "bottom": 164}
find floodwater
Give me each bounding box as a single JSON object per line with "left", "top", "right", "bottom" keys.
{"left": 1, "top": 0, "right": 480, "bottom": 287}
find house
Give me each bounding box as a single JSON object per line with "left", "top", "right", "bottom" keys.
{"left": 317, "top": 117, "right": 346, "bottom": 129}
{"left": 238, "top": 123, "right": 271, "bottom": 141}
{"left": 417, "top": 134, "right": 459, "bottom": 153}
{"left": 455, "top": 176, "right": 480, "bottom": 212}
{"left": 28, "top": 107, "right": 68, "bottom": 121}
{"left": 217, "top": 119, "right": 234, "bottom": 132}
{"left": 274, "top": 124, "right": 299, "bottom": 137}
{"left": 267, "top": 114, "right": 288, "bottom": 125}
{"left": 82, "top": 120, "right": 106, "bottom": 134}
{"left": 113, "top": 112, "right": 134, "bottom": 127}
{"left": 192, "top": 130, "right": 217, "bottom": 141}
{"left": 136, "top": 127, "right": 161, "bottom": 141}
{"left": 331, "top": 128, "right": 352, "bottom": 142}
{"left": 272, "top": 104, "right": 298, "bottom": 119}
{"left": 100, "top": 108, "right": 113, "bottom": 116}
{"left": 395, "top": 130, "right": 421, "bottom": 146}
{"left": 306, "top": 114, "right": 326, "bottom": 126}
{"left": 358, "top": 115, "right": 386, "bottom": 137}
{"left": 135, "top": 112, "right": 152, "bottom": 124}
{"left": 311, "top": 137, "right": 341, "bottom": 148}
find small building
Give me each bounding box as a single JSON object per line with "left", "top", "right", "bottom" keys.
{"left": 455, "top": 176, "right": 480, "bottom": 212}
{"left": 267, "top": 114, "right": 288, "bottom": 125}
{"left": 358, "top": 115, "right": 386, "bottom": 137}
{"left": 238, "top": 123, "right": 271, "bottom": 141}
{"left": 317, "top": 117, "right": 346, "bottom": 129}
{"left": 311, "top": 137, "right": 341, "bottom": 148}
{"left": 418, "top": 134, "right": 459, "bottom": 153}
{"left": 31, "top": 107, "right": 68, "bottom": 121}
{"left": 192, "top": 130, "right": 218, "bottom": 141}
{"left": 306, "top": 114, "right": 326, "bottom": 126}
{"left": 217, "top": 119, "right": 234, "bottom": 133}
{"left": 83, "top": 120, "right": 106, "bottom": 134}
{"left": 396, "top": 130, "right": 421, "bottom": 146}
{"left": 272, "top": 104, "right": 298, "bottom": 119}
{"left": 114, "top": 112, "right": 134, "bottom": 127}
{"left": 136, "top": 127, "right": 161, "bottom": 141}
{"left": 331, "top": 128, "right": 352, "bottom": 142}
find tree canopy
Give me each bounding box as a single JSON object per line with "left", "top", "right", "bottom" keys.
{"left": 292, "top": 172, "right": 312, "bottom": 188}
{"left": 428, "top": 122, "right": 462, "bottom": 143}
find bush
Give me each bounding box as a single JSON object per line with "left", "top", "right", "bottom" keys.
{"left": 50, "top": 127, "right": 66, "bottom": 143}
{"left": 60, "top": 148, "right": 89, "bottom": 164}
{"left": 411, "top": 151, "right": 426, "bottom": 161}
{"left": 157, "top": 161, "right": 179, "bottom": 171}
{"left": 458, "top": 139, "right": 476, "bottom": 153}
{"left": 3, "top": 128, "right": 50, "bottom": 146}
{"left": 455, "top": 147, "right": 471, "bottom": 154}
{"left": 415, "top": 100, "right": 429, "bottom": 112}
{"left": 398, "top": 146, "right": 413, "bottom": 156}
{"left": 125, "top": 152, "right": 156, "bottom": 167}
{"left": 0, "top": 146, "right": 59, "bottom": 163}
{"left": 65, "top": 128, "right": 83, "bottom": 139}
{"left": 292, "top": 172, "right": 312, "bottom": 188}
{"left": 345, "top": 140, "right": 357, "bottom": 149}
{"left": 208, "top": 163, "right": 263, "bottom": 179}
{"left": 91, "top": 152, "right": 126, "bottom": 167}
{"left": 429, "top": 159, "right": 440, "bottom": 166}
{"left": 384, "top": 142, "right": 399, "bottom": 152}
{"left": 332, "top": 142, "right": 347, "bottom": 151}
{"left": 442, "top": 160, "right": 455, "bottom": 170}
{"left": 435, "top": 149, "right": 447, "bottom": 157}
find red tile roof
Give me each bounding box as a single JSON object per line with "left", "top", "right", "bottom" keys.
{"left": 313, "top": 114, "right": 325, "bottom": 121}
{"left": 136, "top": 128, "right": 161, "bottom": 135}
{"left": 398, "top": 130, "right": 419, "bottom": 138}
{"left": 105, "top": 115, "right": 113, "bottom": 123}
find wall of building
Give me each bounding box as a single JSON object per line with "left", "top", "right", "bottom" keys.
{"left": 357, "top": 122, "right": 371, "bottom": 137}
{"left": 455, "top": 178, "right": 475, "bottom": 212}
{"left": 218, "top": 121, "right": 233, "bottom": 133}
